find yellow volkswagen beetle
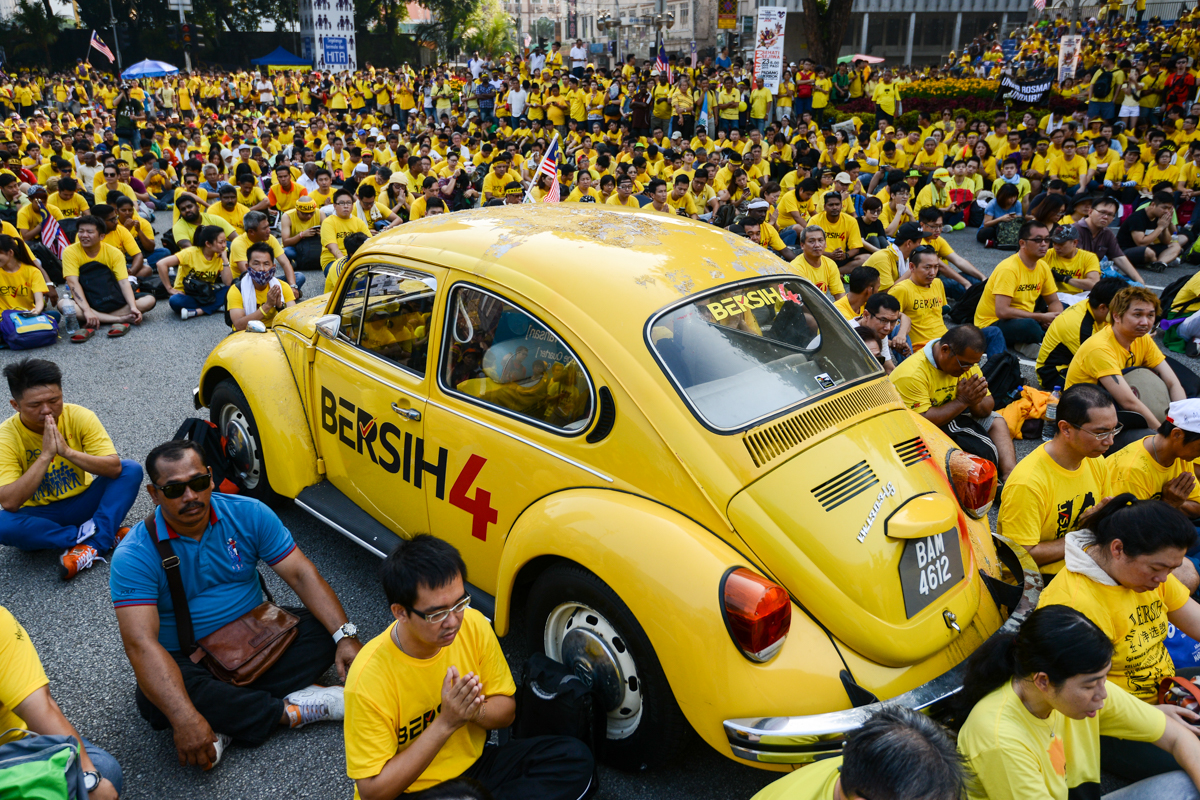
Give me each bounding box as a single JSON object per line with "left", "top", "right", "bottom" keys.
{"left": 193, "top": 206, "right": 1040, "bottom": 772}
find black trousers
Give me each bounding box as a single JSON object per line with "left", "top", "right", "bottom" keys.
{"left": 135, "top": 607, "right": 336, "bottom": 747}
{"left": 409, "top": 736, "right": 595, "bottom": 800}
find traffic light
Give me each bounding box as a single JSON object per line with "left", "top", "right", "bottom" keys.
{"left": 166, "top": 23, "right": 177, "bottom": 42}
{"left": 193, "top": 25, "right": 205, "bottom": 47}
{"left": 180, "top": 23, "right": 192, "bottom": 44}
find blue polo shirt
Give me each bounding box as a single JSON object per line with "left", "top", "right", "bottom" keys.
{"left": 109, "top": 493, "right": 297, "bottom": 653}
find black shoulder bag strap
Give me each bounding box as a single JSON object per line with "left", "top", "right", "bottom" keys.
{"left": 146, "top": 512, "right": 197, "bottom": 657}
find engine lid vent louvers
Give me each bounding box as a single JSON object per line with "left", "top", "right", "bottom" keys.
{"left": 893, "top": 436, "right": 931, "bottom": 467}
{"left": 811, "top": 461, "right": 879, "bottom": 511}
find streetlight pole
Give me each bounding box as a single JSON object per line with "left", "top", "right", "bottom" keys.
{"left": 106, "top": 0, "right": 122, "bottom": 71}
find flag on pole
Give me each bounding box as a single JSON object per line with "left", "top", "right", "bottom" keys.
{"left": 656, "top": 42, "right": 672, "bottom": 84}
{"left": 523, "top": 133, "right": 560, "bottom": 203}
{"left": 89, "top": 31, "right": 115, "bottom": 63}
{"left": 1033, "top": 0, "right": 1045, "bottom": 9}
{"left": 696, "top": 90, "right": 709, "bottom": 131}
{"left": 39, "top": 208, "right": 69, "bottom": 258}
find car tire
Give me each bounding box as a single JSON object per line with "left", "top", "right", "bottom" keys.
{"left": 525, "top": 563, "right": 692, "bottom": 771}
{"left": 209, "top": 378, "right": 281, "bottom": 505}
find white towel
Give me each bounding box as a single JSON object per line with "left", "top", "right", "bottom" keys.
{"left": 1062, "top": 529, "right": 1119, "bottom": 586}
{"left": 240, "top": 272, "right": 280, "bottom": 316}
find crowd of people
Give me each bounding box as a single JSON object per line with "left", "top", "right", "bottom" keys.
{"left": 6, "top": 2, "right": 1200, "bottom": 797}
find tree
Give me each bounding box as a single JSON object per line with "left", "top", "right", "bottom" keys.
{"left": 413, "top": 0, "right": 480, "bottom": 60}
{"left": 799, "top": 0, "right": 853, "bottom": 69}
{"left": 11, "top": 0, "right": 66, "bottom": 68}
{"left": 462, "top": 0, "right": 514, "bottom": 59}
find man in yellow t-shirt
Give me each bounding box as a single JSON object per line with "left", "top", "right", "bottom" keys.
{"left": 809, "top": 192, "right": 866, "bottom": 272}
{"left": 228, "top": 242, "right": 297, "bottom": 331}
{"left": 888, "top": 244, "right": 947, "bottom": 348}
{"left": 889, "top": 324, "right": 1015, "bottom": 480}
{"left": 320, "top": 189, "right": 371, "bottom": 269}
{"left": 974, "top": 222, "right": 1062, "bottom": 354}
{"left": 1034, "top": 277, "right": 1124, "bottom": 391}
{"left": 999, "top": 383, "right": 1116, "bottom": 575}
{"left": 63, "top": 216, "right": 155, "bottom": 330}
{"left": 0, "top": 357, "right": 141, "bottom": 579}
{"left": 1108, "top": 400, "right": 1200, "bottom": 535}
{"left": 344, "top": 535, "right": 592, "bottom": 799}
{"left": 1064, "top": 286, "right": 1183, "bottom": 429}
{"left": 0, "top": 605, "right": 124, "bottom": 793}
{"left": 792, "top": 226, "right": 846, "bottom": 300}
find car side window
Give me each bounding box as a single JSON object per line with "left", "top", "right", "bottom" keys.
{"left": 336, "top": 267, "right": 369, "bottom": 344}
{"left": 441, "top": 285, "right": 593, "bottom": 432}
{"left": 357, "top": 271, "right": 436, "bottom": 376}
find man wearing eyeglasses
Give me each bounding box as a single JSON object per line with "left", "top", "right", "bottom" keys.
{"left": 344, "top": 535, "right": 595, "bottom": 800}
{"left": 974, "top": 221, "right": 1064, "bottom": 360}
{"left": 889, "top": 324, "right": 1016, "bottom": 482}
{"left": 849, "top": 293, "right": 904, "bottom": 374}
{"left": 1000, "top": 384, "right": 1118, "bottom": 578}
{"left": 110, "top": 439, "right": 362, "bottom": 771}
{"left": 1074, "top": 196, "right": 1146, "bottom": 285}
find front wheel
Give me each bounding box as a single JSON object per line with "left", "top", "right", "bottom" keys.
{"left": 209, "top": 379, "right": 280, "bottom": 505}
{"left": 525, "top": 563, "right": 691, "bottom": 771}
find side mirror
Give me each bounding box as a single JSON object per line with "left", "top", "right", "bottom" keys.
{"left": 246, "top": 320, "right": 267, "bottom": 334}
{"left": 315, "top": 314, "right": 340, "bottom": 340}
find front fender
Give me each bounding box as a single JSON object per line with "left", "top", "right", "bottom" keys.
{"left": 495, "top": 489, "right": 847, "bottom": 764}
{"left": 198, "top": 332, "right": 321, "bottom": 499}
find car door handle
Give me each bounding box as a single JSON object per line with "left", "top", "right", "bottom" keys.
{"left": 391, "top": 403, "right": 421, "bottom": 422}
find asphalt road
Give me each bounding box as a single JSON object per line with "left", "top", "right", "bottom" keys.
{"left": 0, "top": 218, "right": 1193, "bottom": 800}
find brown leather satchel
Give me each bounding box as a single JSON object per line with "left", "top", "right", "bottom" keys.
{"left": 147, "top": 513, "right": 300, "bottom": 687}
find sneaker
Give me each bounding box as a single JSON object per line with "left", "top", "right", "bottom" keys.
{"left": 952, "top": 221, "right": 966, "bottom": 231}
{"left": 113, "top": 526, "right": 132, "bottom": 548}
{"left": 283, "top": 684, "right": 345, "bottom": 728}
{"left": 59, "top": 544, "right": 98, "bottom": 580}
{"left": 1168, "top": 257, "right": 1183, "bottom": 268}
{"left": 1188, "top": 339, "right": 1200, "bottom": 359}
{"left": 77, "top": 519, "right": 96, "bottom": 544}
{"left": 941, "top": 224, "right": 953, "bottom": 234}
{"left": 1148, "top": 261, "right": 1168, "bottom": 273}
{"left": 209, "top": 733, "right": 233, "bottom": 770}
{"left": 180, "top": 308, "right": 200, "bottom": 320}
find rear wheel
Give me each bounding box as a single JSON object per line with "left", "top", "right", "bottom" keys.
{"left": 525, "top": 563, "right": 691, "bottom": 770}
{"left": 210, "top": 379, "right": 280, "bottom": 505}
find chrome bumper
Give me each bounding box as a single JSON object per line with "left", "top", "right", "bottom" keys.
{"left": 723, "top": 533, "right": 1042, "bottom": 764}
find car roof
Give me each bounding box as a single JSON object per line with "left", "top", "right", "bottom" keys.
{"left": 354, "top": 206, "right": 798, "bottom": 332}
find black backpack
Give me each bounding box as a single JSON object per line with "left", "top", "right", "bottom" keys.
{"left": 1093, "top": 69, "right": 1114, "bottom": 99}
{"left": 982, "top": 351, "right": 1025, "bottom": 410}
{"left": 948, "top": 281, "right": 987, "bottom": 324}
{"left": 1159, "top": 274, "right": 1192, "bottom": 317}
{"left": 172, "top": 418, "right": 243, "bottom": 494}
{"left": 512, "top": 653, "right": 605, "bottom": 765}
{"left": 77, "top": 260, "right": 125, "bottom": 313}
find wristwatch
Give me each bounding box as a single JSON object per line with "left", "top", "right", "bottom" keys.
{"left": 83, "top": 770, "right": 101, "bottom": 792}
{"left": 333, "top": 622, "right": 358, "bottom": 644}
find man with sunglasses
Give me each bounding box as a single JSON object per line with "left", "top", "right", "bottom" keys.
{"left": 0, "top": 358, "right": 141, "bottom": 579}
{"left": 110, "top": 439, "right": 362, "bottom": 771}
{"left": 974, "top": 221, "right": 1064, "bottom": 360}
{"left": 345, "top": 534, "right": 594, "bottom": 799}
{"left": 889, "top": 324, "right": 1016, "bottom": 482}
{"left": 1000, "top": 384, "right": 1118, "bottom": 578}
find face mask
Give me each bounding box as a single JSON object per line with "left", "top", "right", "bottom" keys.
{"left": 249, "top": 268, "right": 274, "bottom": 288}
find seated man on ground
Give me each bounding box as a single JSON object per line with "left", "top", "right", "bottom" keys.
{"left": 1116, "top": 190, "right": 1188, "bottom": 272}
{"left": 1035, "top": 276, "right": 1126, "bottom": 390}
{"left": 1, "top": 605, "right": 122, "bottom": 799}
{"left": 888, "top": 324, "right": 1016, "bottom": 481}
{"left": 110, "top": 439, "right": 362, "bottom": 769}
{"left": 0, "top": 358, "right": 141, "bottom": 579}
{"left": 848, "top": 292, "right": 904, "bottom": 374}
{"left": 62, "top": 215, "right": 155, "bottom": 340}
{"left": 833, "top": 266, "right": 879, "bottom": 320}
{"left": 230, "top": 210, "right": 303, "bottom": 295}
{"left": 809, "top": 191, "right": 867, "bottom": 273}
{"left": 1065, "top": 286, "right": 1185, "bottom": 430}
{"left": 228, "top": 242, "right": 297, "bottom": 331}
{"left": 344, "top": 535, "right": 595, "bottom": 800}
{"left": 974, "top": 221, "right": 1063, "bottom": 360}
{"left": 1045, "top": 224, "right": 1101, "bottom": 296}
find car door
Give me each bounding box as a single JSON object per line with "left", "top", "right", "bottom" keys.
{"left": 311, "top": 261, "right": 443, "bottom": 536}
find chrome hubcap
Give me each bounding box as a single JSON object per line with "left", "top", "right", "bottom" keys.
{"left": 544, "top": 602, "right": 643, "bottom": 739}
{"left": 220, "top": 405, "right": 261, "bottom": 489}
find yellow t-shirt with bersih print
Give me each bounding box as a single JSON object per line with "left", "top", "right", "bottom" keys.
{"left": 0, "top": 404, "right": 117, "bottom": 506}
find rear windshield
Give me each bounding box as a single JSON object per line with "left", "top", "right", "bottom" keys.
{"left": 648, "top": 279, "right": 882, "bottom": 430}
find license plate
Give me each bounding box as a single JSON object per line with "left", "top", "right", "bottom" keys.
{"left": 898, "top": 528, "right": 965, "bottom": 619}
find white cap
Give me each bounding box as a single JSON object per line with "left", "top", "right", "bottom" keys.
{"left": 392, "top": 123, "right": 401, "bottom": 131}
{"left": 354, "top": 163, "right": 369, "bottom": 173}
{"left": 1167, "top": 399, "right": 1200, "bottom": 433}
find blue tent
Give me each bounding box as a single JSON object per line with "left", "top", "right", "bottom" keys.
{"left": 250, "top": 47, "right": 312, "bottom": 69}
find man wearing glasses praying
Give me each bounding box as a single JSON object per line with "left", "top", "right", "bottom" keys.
{"left": 973, "top": 220, "right": 1064, "bottom": 360}
{"left": 110, "top": 438, "right": 362, "bottom": 772}
{"left": 344, "top": 534, "right": 595, "bottom": 800}
{"left": 1000, "top": 383, "right": 1120, "bottom": 580}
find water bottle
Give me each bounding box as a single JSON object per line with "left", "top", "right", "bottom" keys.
{"left": 1043, "top": 386, "right": 1062, "bottom": 440}
{"left": 58, "top": 287, "right": 79, "bottom": 336}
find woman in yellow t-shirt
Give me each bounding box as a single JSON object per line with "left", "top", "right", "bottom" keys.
{"left": 0, "top": 234, "right": 50, "bottom": 317}
{"left": 157, "top": 225, "right": 231, "bottom": 319}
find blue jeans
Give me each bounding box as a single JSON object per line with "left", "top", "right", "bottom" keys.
{"left": 145, "top": 247, "right": 171, "bottom": 272}
{"left": 0, "top": 458, "right": 142, "bottom": 552}
{"left": 283, "top": 246, "right": 297, "bottom": 262}
{"left": 981, "top": 325, "right": 1007, "bottom": 361}
{"left": 169, "top": 285, "right": 229, "bottom": 316}
{"left": 988, "top": 318, "right": 1043, "bottom": 352}
{"left": 81, "top": 737, "right": 123, "bottom": 795}
{"left": 719, "top": 118, "right": 738, "bottom": 135}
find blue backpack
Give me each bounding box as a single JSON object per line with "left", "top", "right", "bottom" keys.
{"left": 0, "top": 310, "right": 58, "bottom": 350}
{"left": 0, "top": 729, "right": 87, "bottom": 799}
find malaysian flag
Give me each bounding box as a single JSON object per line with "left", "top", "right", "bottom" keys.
{"left": 89, "top": 31, "right": 115, "bottom": 64}
{"left": 525, "top": 134, "right": 560, "bottom": 203}
{"left": 656, "top": 42, "right": 672, "bottom": 84}
{"left": 39, "top": 208, "right": 68, "bottom": 258}
{"left": 1033, "top": 0, "right": 1045, "bottom": 10}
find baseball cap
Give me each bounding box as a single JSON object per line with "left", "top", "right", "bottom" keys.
{"left": 1167, "top": 399, "right": 1200, "bottom": 433}
{"left": 896, "top": 221, "right": 923, "bottom": 242}
{"left": 296, "top": 198, "right": 317, "bottom": 212}
{"left": 671, "top": 131, "right": 682, "bottom": 139}
{"left": 932, "top": 168, "right": 951, "bottom": 180}
{"left": 834, "top": 171, "right": 852, "bottom": 184}
{"left": 25, "top": 184, "right": 42, "bottom": 197}
{"left": 884, "top": 126, "right": 895, "bottom": 134}
{"left": 1050, "top": 225, "right": 1078, "bottom": 243}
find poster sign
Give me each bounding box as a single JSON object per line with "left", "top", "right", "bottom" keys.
{"left": 1058, "top": 35, "right": 1082, "bottom": 81}
{"left": 324, "top": 36, "right": 348, "bottom": 67}
{"left": 753, "top": 8, "right": 786, "bottom": 92}
{"left": 300, "top": 0, "right": 357, "bottom": 73}
{"left": 718, "top": 0, "right": 736, "bottom": 30}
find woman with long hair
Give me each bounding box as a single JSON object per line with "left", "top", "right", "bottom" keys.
{"left": 1038, "top": 495, "right": 1200, "bottom": 781}
{"left": 956, "top": 604, "right": 1200, "bottom": 799}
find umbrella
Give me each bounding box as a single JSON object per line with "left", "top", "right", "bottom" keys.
{"left": 121, "top": 59, "right": 179, "bottom": 79}
{"left": 838, "top": 54, "right": 885, "bottom": 64}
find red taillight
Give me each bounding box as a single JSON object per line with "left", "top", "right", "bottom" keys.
{"left": 722, "top": 568, "right": 791, "bottom": 662}
{"left": 948, "top": 450, "right": 997, "bottom": 519}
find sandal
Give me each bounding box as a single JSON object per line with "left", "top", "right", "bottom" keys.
{"left": 69, "top": 327, "right": 95, "bottom": 344}
{"left": 106, "top": 323, "right": 130, "bottom": 338}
